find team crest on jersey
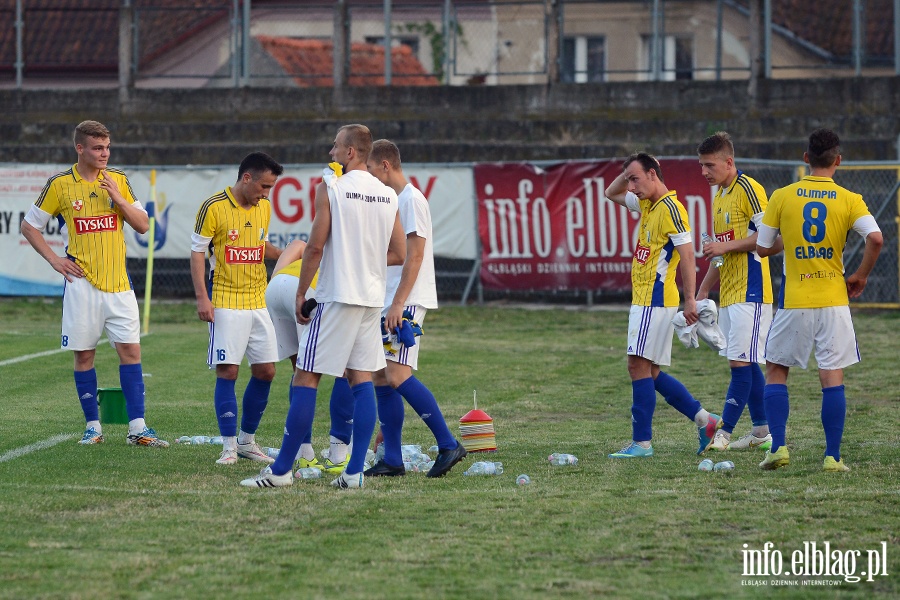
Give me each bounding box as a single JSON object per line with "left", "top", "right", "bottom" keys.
{"left": 258, "top": 228, "right": 265, "bottom": 241}
{"left": 725, "top": 212, "right": 731, "bottom": 224}
{"left": 228, "top": 229, "right": 239, "bottom": 241}
{"left": 72, "top": 200, "right": 83, "bottom": 211}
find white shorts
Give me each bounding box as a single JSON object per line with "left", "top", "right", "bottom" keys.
{"left": 718, "top": 302, "right": 772, "bottom": 364}
{"left": 297, "top": 301, "right": 385, "bottom": 377}
{"left": 61, "top": 276, "right": 140, "bottom": 350}
{"left": 207, "top": 308, "right": 278, "bottom": 367}
{"left": 627, "top": 305, "right": 676, "bottom": 366}
{"left": 765, "top": 306, "right": 859, "bottom": 370}
{"left": 266, "top": 274, "right": 306, "bottom": 362}
{"left": 383, "top": 305, "right": 428, "bottom": 370}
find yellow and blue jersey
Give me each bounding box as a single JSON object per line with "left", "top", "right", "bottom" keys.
{"left": 34, "top": 164, "right": 138, "bottom": 293}
{"left": 713, "top": 172, "right": 773, "bottom": 306}
{"left": 194, "top": 187, "right": 271, "bottom": 310}
{"left": 631, "top": 191, "right": 690, "bottom": 307}
{"left": 763, "top": 175, "right": 872, "bottom": 308}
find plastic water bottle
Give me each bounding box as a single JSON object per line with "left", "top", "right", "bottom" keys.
{"left": 209, "top": 436, "right": 223, "bottom": 445}
{"left": 713, "top": 460, "right": 735, "bottom": 473}
{"left": 191, "top": 435, "right": 210, "bottom": 445}
{"left": 516, "top": 474, "right": 531, "bottom": 486}
{"left": 176, "top": 436, "right": 192, "bottom": 444}
{"left": 464, "top": 461, "right": 503, "bottom": 475}
{"left": 698, "top": 458, "right": 714, "bottom": 471}
{"left": 548, "top": 453, "right": 578, "bottom": 466}
{"left": 295, "top": 467, "right": 321, "bottom": 480}
{"left": 264, "top": 447, "right": 280, "bottom": 458}
{"left": 701, "top": 233, "right": 724, "bottom": 268}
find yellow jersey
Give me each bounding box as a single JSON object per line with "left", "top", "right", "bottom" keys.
{"left": 631, "top": 191, "right": 690, "bottom": 307}
{"left": 763, "top": 175, "right": 872, "bottom": 308}
{"left": 274, "top": 259, "right": 319, "bottom": 289}
{"left": 34, "top": 164, "right": 139, "bottom": 293}
{"left": 194, "top": 187, "right": 271, "bottom": 310}
{"left": 713, "top": 172, "right": 773, "bottom": 306}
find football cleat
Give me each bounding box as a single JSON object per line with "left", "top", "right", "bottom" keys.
{"left": 126, "top": 427, "right": 169, "bottom": 448}
{"left": 240, "top": 466, "right": 293, "bottom": 488}
{"left": 216, "top": 448, "right": 238, "bottom": 465}
{"left": 79, "top": 426, "right": 104, "bottom": 445}
{"left": 728, "top": 432, "right": 773, "bottom": 451}
{"left": 427, "top": 441, "right": 468, "bottom": 478}
{"left": 708, "top": 430, "right": 730, "bottom": 451}
{"left": 823, "top": 456, "right": 850, "bottom": 472}
{"left": 697, "top": 413, "right": 723, "bottom": 455}
{"left": 608, "top": 442, "right": 654, "bottom": 458}
{"left": 331, "top": 471, "right": 364, "bottom": 489}
{"left": 759, "top": 445, "right": 790, "bottom": 470}
{"left": 236, "top": 441, "right": 275, "bottom": 464}
{"left": 295, "top": 457, "right": 324, "bottom": 471}
{"left": 322, "top": 455, "right": 350, "bottom": 475}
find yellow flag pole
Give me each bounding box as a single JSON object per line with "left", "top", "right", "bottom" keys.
{"left": 141, "top": 169, "right": 156, "bottom": 335}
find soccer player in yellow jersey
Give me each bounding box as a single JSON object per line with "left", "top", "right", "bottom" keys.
{"left": 756, "top": 129, "right": 883, "bottom": 472}
{"left": 190, "top": 152, "right": 284, "bottom": 466}
{"left": 605, "top": 153, "right": 722, "bottom": 458}
{"left": 696, "top": 132, "right": 779, "bottom": 452}
{"left": 20, "top": 120, "right": 168, "bottom": 448}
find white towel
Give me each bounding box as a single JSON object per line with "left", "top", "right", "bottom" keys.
{"left": 673, "top": 299, "right": 726, "bottom": 351}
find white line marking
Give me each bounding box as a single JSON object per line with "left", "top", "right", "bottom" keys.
{"left": 0, "top": 347, "right": 68, "bottom": 367}
{"left": 0, "top": 433, "right": 76, "bottom": 463}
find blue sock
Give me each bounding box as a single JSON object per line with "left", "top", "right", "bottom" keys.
{"left": 721, "top": 365, "right": 753, "bottom": 434}
{"left": 821, "top": 385, "right": 846, "bottom": 461}
{"left": 631, "top": 377, "right": 656, "bottom": 442}
{"left": 74, "top": 368, "right": 99, "bottom": 423}
{"left": 376, "top": 385, "right": 405, "bottom": 466}
{"left": 240, "top": 376, "right": 271, "bottom": 435}
{"left": 396, "top": 376, "right": 457, "bottom": 450}
{"left": 287, "top": 379, "right": 312, "bottom": 445}
{"left": 271, "top": 386, "right": 317, "bottom": 476}
{"left": 654, "top": 372, "right": 702, "bottom": 421}
{"left": 347, "top": 382, "right": 377, "bottom": 474}
{"left": 214, "top": 377, "right": 238, "bottom": 437}
{"left": 764, "top": 384, "right": 790, "bottom": 452}
{"left": 119, "top": 363, "right": 145, "bottom": 421}
{"left": 748, "top": 363, "right": 768, "bottom": 427}
{"left": 328, "top": 377, "right": 354, "bottom": 444}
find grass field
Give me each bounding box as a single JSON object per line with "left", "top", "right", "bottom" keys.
{"left": 0, "top": 298, "right": 897, "bottom": 599}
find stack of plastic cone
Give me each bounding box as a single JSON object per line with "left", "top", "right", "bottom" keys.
{"left": 459, "top": 408, "right": 497, "bottom": 453}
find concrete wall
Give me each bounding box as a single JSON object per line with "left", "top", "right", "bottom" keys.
{"left": 1, "top": 77, "right": 898, "bottom": 165}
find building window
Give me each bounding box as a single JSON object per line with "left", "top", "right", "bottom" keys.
{"left": 561, "top": 36, "right": 605, "bottom": 83}
{"left": 365, "top": 36, "right": 420, "bottom": 56}
{"left": 641, "top": 35, "right": 693, "bottom": 81}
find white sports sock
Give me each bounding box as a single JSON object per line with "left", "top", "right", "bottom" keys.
{"left": 86, "top": 420, "right": 101, "bottom": 433}
{"left": 720, "top": 430, "right": 732, "bottom": 441}
{"left": 223, "top": 436, "right": 237, "bottom": 451}
{"left": 636, "top": 441, "right": 651, "bottom": 449}
{"left": 330, "top": 435, "right": 348, "bottom": 463}
{"left": 694, "top": 409, "right": 710, "bottom": 427}
{"left": 128, "top": 418, "right": 146, "bottom": 435}
{"left": 295, "top": 443, "right": 315, "bottom": 461}
{"left": 752, "top": 425, "right": 770, "bottom": 438}
{"left": 237, "top": 430, "right": 254, "bottom": 445}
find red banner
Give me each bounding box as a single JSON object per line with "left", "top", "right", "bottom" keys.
{"left": 475, "top": 159, "right": 716, "bottom": 291}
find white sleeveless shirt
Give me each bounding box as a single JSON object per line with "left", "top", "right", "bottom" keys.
{"left": 314, "top": 169, "right": 399, "bottom": 307}
{"left": 385, "top": 183, "right": 438, "bottom": 309}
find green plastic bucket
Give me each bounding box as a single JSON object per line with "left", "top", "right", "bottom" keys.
{"left": 98, "top": 387, "right": 129, "bottom": 424}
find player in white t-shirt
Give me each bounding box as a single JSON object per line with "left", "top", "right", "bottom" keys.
{"left": 359, "top": 139, "right": 467, "bottom": 479}
{"left": 241, "top": 124, "right": 406, "bottom": 489}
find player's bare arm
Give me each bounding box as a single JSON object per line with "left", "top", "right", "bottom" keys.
{"left": 846, "top": 230, "right": 883, "bottom": 298}
{"left": 604, "top": 172, "right": 630, "bottom": 206}
{"left": 264, "top": 241, "right": 282, "bottom": 260}
{"left": 385, "top": 232, "right": 424, "bottom": 333}
{"left": 296, "top": 182, "right": 330, "bottom": 324}
{"left": 20, "top": 220, "right": 84, "bottom": 281}
{"left": 272, "top": 239, "right": 307, "bottom": 273}
{"left": 386, "top": 211, "right": 406, "bottom": 267}
{"left": 695, "top": 261, "right": 720, "bottom": 301}
{"left": 676, "top": 241, "right": 698, "bottom": 325}
{"left": 100, "top": 173, "right": 149, "bottom": 234}
{"left": 189, "top": 250, "right": 215, "bottom": 323}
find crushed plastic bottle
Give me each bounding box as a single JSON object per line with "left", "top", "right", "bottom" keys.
{"left": 295, "top": 467, "right": 322, "bottom": 480}
{"left": 698, "top": 458, "right": 714, "bottom": 472}
{"left": 516, "top": 474, "right": 531, "bottom": 486}
{"left": 209, "top": 436, "right": 223, "bottom": 445}
{"left": 191, "top": 435, "right": 211, "bottom": 445}
{"left": 264, "top": 447, "right": 280, "bottom": 458}
{"left": 548, "top": 453, "right": 579, "bottom": 466}
{"left": 463, "top": 461, "right": 503, "bottom": 476}
{"left": 713, "top": 460, "right": 735, "bottom": 474}
{"left": 701, "top": 232, "right": 725, "bottom": 268}
{"left": 175, "top": 436, "right": 193, "bottom": 444}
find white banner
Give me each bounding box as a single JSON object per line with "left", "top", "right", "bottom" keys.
{"left": 1, "top": 163, "right": 477, "bottom": 296}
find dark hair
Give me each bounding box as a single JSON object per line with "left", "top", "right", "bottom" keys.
{"left": 697, "top": 131, "right": 734, "bottom": 157}
{"left": 807, "top": 129, "right": 841, "bottom": 169}
{"left": 74, "top": 120, "right": 110, "bottom": 146}
{"left": 623, "top": 152, "right": 664, "bottom": 183}
{"left": 371, "top": 139, "right": 401, "bottom": 169}
{"left": 237, "top": 152, "right": 283, "bottom": 180}
{"left": 339, "top": 124, "right": 373, "bottom": 162}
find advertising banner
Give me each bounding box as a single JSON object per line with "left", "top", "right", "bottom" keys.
{"left": 474, "top": 159, "right": 716, "bottom": 291}
{"left": 1, "top": 163, "right": 477, "bottom": 295}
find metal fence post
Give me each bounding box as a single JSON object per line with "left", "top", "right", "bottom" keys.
{"left": 15, "top": 0, "right": 23, "bottom": 88}
{"left": 333, "top": 0, "right": 348, "bottom": 94}
{"left": 384, "top": 0, "right": 392, "bottom": 86}
{"left": 119, "top": 0, "right": 133, "bottom": 104}
{"left": 547, "top": 0, "right": 559, "bottom": 84}
{"left": 242, "top": 0, "right": 251, "bottom": 86}
{"left": 853, "top": 0, "right": 863, "bottom": 76}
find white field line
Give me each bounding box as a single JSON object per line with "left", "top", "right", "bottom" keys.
{"left": 0, "top": 433, "right": 76, "bottom": 463}
{"left": 0, "top": 347, "right": 68, "bottom": 367}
